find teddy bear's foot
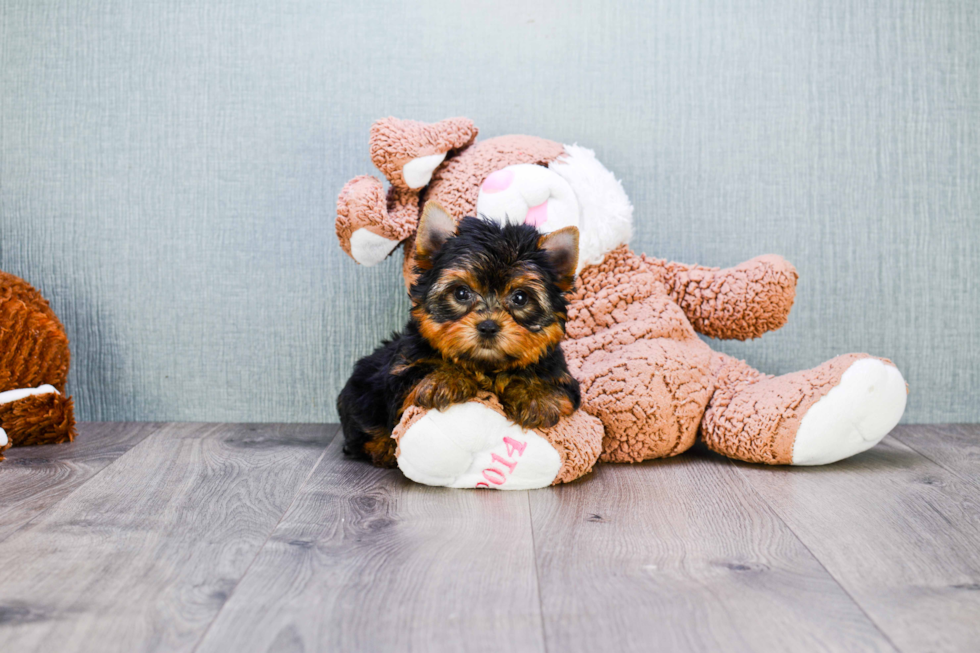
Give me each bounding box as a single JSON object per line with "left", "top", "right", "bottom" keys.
{"left": 395, "top": 401, "right": 562, "bottom": 489}
{"left": 792, "top": 358, "right": 907, "bottom": 465}
{"left": 702, "top": 352, "right": 907, "bottom": 465}
{"left": 393, "top": 393, "right": 604, "bottom": 489}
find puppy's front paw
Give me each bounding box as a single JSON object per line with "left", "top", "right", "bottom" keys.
{"left": 501, "top": 386, "right": 575, "bottom": 431}
{"left": 409, "top": 369, "right": 479, "bottom": 411}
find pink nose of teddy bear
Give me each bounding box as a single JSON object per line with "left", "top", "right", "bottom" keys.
{"left": 481, "top": 169, "right": 514, "bottom": 194}
{"left": 524, "top": 201, "right": 548, "bottom": 227}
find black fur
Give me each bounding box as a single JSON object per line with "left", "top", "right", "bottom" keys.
{"left": 410, "top": 216, "right": 570, "bottom": 333}
{"left": 337, "top": 217, "right": 580, "bottom": 465}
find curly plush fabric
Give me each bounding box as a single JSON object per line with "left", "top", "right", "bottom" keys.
{"left": 335, "top": 176, "right": 390, "bottom": 257}
{"left": 700, "top": 352, "right": 893, "bottom": 464}
{"left": 535, "top": 400, "right": 604, "bottom": 484}
{"left": 0, "top": 273, "right": 70, "bottom": 392}
{"left": 562, "top": 247, "right": 714, "bottom": 462}
{"left": 369, "top": 117, "right": 478, "bottom": 191}
{"left": 0, "top": 271, "right": 77, "bottom": 461}
{"left": 336, "top": 128, "right": 562, "bottom": 276}
{"left": 425, "top": 136, "right": 565, "bottom": 218}
{"left": 0, "top": 392, "right": 75, "bottom": 450}
{"left": 659, "top": 255, "right": 799, "bottom": 341}
{"left": 0, "top": 271, "right": 62, "bottom": 328}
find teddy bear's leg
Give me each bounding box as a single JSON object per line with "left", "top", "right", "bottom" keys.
{"left": 392, "top": 395, "right": 603, "bottom": 489}
{"left": 571, "top": 338, "right": 716, "bottom": 464}
{"left": 701, "top": 352, "right": 907, "bottom": 465}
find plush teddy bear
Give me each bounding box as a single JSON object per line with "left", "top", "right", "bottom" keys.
{"left": 336, "top": 117, "right": 908, "bottom": 489}
{"left": 0, "top": 270, "right": 76, "bottom": 461}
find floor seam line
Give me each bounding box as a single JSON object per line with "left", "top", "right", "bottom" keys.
{"left": 889, "top": 432, "right": 980, "bottom": 491}
{"left": 726, "top": 457, "right": 905, "bottom": 653}
{"left": 527, "top": 491, "right": 550, "bottom": 653}
{"left": 0, "top": 421, "right": 167, "bottom": 546}
{"left": 190, "top": 424, "right": 339, "bottom": 653}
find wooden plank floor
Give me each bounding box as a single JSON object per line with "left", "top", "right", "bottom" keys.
{"left": 0, "top": 423, "right": 977, "bottom": 653}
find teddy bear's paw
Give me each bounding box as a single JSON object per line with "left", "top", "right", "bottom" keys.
{"left": 336, "top": 175, "right": 402, "bottom": 266}
{"left": 792, "top": 358, "right": 907, "bottom": 465}
{"left": 348, "top": 229, "right": 401, "bottom": 267}
{"left": 396, "top": 401, "right": 562, "bottom": 490}
{"left": 402, "top": 153, "right": 447, "bottom": 189}
{"left": 0, "top": 427, "right": 8, "bottom": 448}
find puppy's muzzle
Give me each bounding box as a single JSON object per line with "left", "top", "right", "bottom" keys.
{"left": 477, "top": 319, "right": 501, "bottom": 338}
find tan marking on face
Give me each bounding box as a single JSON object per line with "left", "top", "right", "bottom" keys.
{"left": 416, "top": 303, "right": 565, "bottom": 371}
{"left": 503, "top": 270, "right": 548, "bottom": 296}
{"left": 495, "top": 317, "right": 565, "bottom": 369}
{"left": 434, "top": 268, "right": 485, "bottom": 297}
{"left": 413, "top": 259, "right": 568, "bottom": 371}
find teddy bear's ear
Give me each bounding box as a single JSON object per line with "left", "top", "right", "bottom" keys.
{"left": 538, "top": 226, "right": 579, "bottom": 291}
{"left": 415, "top": 201, "right": 457, "bottom": 268}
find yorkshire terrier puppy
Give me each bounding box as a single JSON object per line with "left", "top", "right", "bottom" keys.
{"left": 338, "top": 201, "right": 581, "bottom": 468}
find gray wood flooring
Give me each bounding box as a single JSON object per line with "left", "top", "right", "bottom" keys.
{"left": 0, "top": 423, "right": 977, "bottom": 653}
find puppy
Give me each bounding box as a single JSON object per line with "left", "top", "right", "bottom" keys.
{"left": 337, "top": 201, "right": 581, "bottom": 467}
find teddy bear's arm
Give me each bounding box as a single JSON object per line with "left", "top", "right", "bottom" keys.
{"left": 335, "top": 118, "right": 478, "bottom": 267}
{"left": 335, "top": 177, "right": 419, "bottom": 265}
{"left": 655, "top": 254, "right": 799, "bottom": 340}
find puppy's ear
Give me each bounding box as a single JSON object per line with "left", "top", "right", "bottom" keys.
{"left": 538, "top": 226, "right": 579, "bottom": 291}
{"left": 415, "top": 201, "right": 457, "bottom": 268}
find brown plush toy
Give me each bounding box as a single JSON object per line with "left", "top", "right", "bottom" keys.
{"left": 0, "top": 271, "right": 76, "bottom": 461}
{"left": 337, "top": 117, "right": 908, "bottom": 489}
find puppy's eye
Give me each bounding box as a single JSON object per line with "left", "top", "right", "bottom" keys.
{"left": 453, "top": 286, "right": 472, "bottom": 302}
{"left": 511, "top": 290, "right": 529, "bottom": 306}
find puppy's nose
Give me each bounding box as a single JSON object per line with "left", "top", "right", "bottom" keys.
{"left": 477, "top": 319, "right": 500, "bottom": 336}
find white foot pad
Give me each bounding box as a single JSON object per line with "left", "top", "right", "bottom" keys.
{"left": 792, "top": 359, "right": 907, "bottom": 465}
{"left": 397, "top": 402, "right": 562, "bottom": 490}
{"left": 402, "top": 152, "right": 447, "bottom": 189}
{"left": 348, "top": 228, "right": 400, "bottom": 267}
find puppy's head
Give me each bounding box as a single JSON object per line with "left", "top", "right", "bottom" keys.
{"left": 410, "top": 201, "right": 579, "bottom": 371}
